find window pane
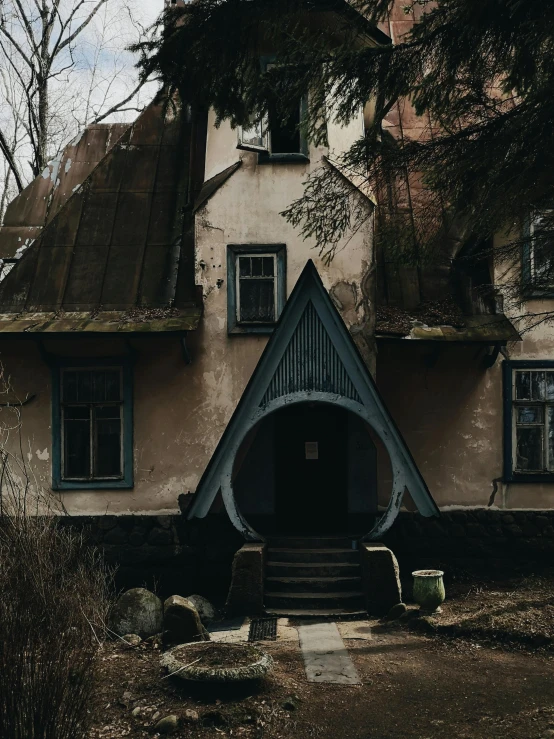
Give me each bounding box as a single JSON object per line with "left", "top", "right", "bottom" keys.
{"left": 94, "top": 416, "right": 122, "bottom": 478}
{"left": 64, "top": 415, "right": 90, "bottom": 478}
{"left": 548, "top": 406, "right": 554, "bottom": 470}
{"left": 269, "top": 104, "right": 301, "bottom": 154}
{"left": 63, "top": 371, "right": 78, "bottom": 402}
{"left": 517, "top": 406, "right": 544, "bottom": 424}
{"left": 546, "top": 373, "right": 554, "bottom": 400}
{"left": 93, "top": 372, "right": 106, "bottom": 402}
{"left": 239, "top": 257, "right": 251, "bottom": 277}
{"left": 515, "top": 371, "right": 530, "bottom": 399}
{"left": 105, "top": 371, "right": 121, "bottom": 402}
{"left": 77, "top": 371, "right": 93, "bottom": 403}
{"left": 64, "top": 406, "right": 90, "bottom": 420}
{"left": 516, "top": 426, "right": 544, "bottom": 471}
{"left": 251, "top": 257, "right": 263, "bottom": 277}
{"left": 95, "top": 405, "right": 121, "bottom": 419}
{"left": 531, "top": 371, "right": 545, "bottom": 400}
{"left": 263, "top": 257, "right": 274, "bottom": 277}
{"left": 239, "top": 279, "right": 275, "bottom": 322}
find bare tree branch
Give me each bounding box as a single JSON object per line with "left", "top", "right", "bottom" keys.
{"left": 0, "top": 128, "right": 24, "bottom": 192}
{"left": 92, "top": 79, "right": 144, "bottom": 124}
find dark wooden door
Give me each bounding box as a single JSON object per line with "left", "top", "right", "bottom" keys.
{"left": 275, "top": 404, "right": 348, "bottom": 533}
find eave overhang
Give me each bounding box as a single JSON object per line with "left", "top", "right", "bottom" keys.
{"left": 0, "top": 308, "right": 202, "bottom": 337}
{"left": 376, "top": 314, "right": 521, "bottom": 343}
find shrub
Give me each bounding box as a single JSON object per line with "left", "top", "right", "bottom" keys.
{"left": 0, "top": 459, "right": 112, "bottom": 737}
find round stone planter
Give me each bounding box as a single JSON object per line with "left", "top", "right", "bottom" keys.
{"left": 160, "top": 642, "right": 274, "bottom": 684}
{"left": 412, "top": 569, "right": 445, "bottom": 613}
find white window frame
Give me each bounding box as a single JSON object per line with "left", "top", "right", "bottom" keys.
{"left": 235, "top": 252, "right": 278, "bottom": 324}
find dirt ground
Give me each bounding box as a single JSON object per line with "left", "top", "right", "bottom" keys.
{"left": 90, "top": 576, "right": 554, "bottom": 739}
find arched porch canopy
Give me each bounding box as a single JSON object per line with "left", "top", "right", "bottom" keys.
{"left": 187, "top": 260, "right": 439, "bottom": 541}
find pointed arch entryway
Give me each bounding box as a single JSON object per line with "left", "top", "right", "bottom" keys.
{"left": 187, "top": 261, "right": 439, "bottom": 541}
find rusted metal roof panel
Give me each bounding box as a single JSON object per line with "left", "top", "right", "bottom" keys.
{"left": 0, "top": 96, "right": 203, "bottom": 327}
{"left": 0, "top": 227, "right": 41, "bottom": 258}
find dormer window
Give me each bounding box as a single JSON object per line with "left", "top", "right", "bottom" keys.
{"left": 237, "top": 102, "right": 308, "bottom": 160}
{"left": 237, "top": 62, "right": 308, "bottom": 161}
{"left": 523, "top": 209, "right": 554, "bottom": 296}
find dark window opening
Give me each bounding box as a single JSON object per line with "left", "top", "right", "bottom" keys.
{"left": 237, "top": 255, "right": 276, "bottom": 323}
{"left": 512, "top": 369, "right": 554, "bottom": 473}
{"left": 524, "top": 210, "right": 554, "bottom": 293}
{"left": 61, "top": 368, "right": 123, "bottom": 481}
{"left": 268, "top": 104, "right": 301, "bottom": 155}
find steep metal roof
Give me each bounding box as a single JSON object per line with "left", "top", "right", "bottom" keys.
{"left": 0, "top": 97, "right": 204, "bottom": 331}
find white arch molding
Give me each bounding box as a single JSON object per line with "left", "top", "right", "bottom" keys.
{"left": 220, "top": 392, "right": 409, "bottom": 543}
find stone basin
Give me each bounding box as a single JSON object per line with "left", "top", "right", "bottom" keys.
{"left": 160, "top": 642, "right": 273, "bottom": 683}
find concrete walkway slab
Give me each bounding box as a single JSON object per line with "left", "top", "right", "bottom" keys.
{"left": 337, "top": 619, "right": 373, "bottom": 641}
{"left": 298, "top": 622, "right": 361, "bottom": 685}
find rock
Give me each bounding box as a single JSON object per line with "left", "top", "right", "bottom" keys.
{"left": 185, "top": 594, "right": 216, "bottom": 623}
{"left": 110, "top": 588, "right": 163, "bottom": 639}
{"left": 282, "top": 695, "right": 300, "bottom": 711}
{"left": 131, "top": 707, "right": 142, "bottom": 717}
{"left": 202, "top": 710, "right": 228, "bottom": 728}
{"left": 154, "top": 715, "right": 179, "bottom": 734}
{"left": 386, "top": 603, "right": 407, "bottom": 621}
{"left": 118, "top": 690, "right": 134, "bottom": 708}
{"left": 184, "top": 709, "right": 200, "bottom": 723}
{"left": 121, "top": 633, "right": 142, "bottom": 647}
{"left": 163, "top": 595, "right": 209, "bottom": 645}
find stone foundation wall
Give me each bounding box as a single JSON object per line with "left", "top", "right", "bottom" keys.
{"left": 58, "top": 514, "right": 244, "bottom": 603}
{"left": 383, "top": 509, "right": 554, "bottom": 576}
{"left": 59, "top": 509, "right": 554, "bottom": 605}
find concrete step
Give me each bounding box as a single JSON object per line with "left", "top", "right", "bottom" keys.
{"left": 266, "top": 576, "right": 362, "bottom": 593}
{"left": 267, "top": 548, "right": 359, "bottom": 564}
{"left": 265, "top": 591, "right": 365, "bottom": 611}
{"left": 265, "top": 608, "right": 367, "bottom": 620}
{"left": 266, "top": 561, "right": 361, "bottom": 578}
{"left": 267, "top": 536, "right": 356, "bottom": 549}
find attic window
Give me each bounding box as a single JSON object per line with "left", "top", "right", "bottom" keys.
{"left": 237, "top": 62, "right": 308, "bottom": 160}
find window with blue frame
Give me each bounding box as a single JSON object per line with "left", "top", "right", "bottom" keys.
{"left": 227, "top": 245, "right": 286, "bottom": 334}
{"left": 522, "top": 209, "right": 554, "bottom": 296}
{"left": 52, "top": 361, "right": 133, "bottom": 489}
{"left": 503, "top": 361, "right": 554, "bottom": 482}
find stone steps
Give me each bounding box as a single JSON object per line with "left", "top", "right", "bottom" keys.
{"left": 267, "top": 548, "right": 359, "bottom": 563}
{"left": 264, "top": 536, "right": 365, "bottom": 617}
{"left": 266, "top": 576, "right": 362, "bottom": 593}
{"left": 269, "top": 536, "right": 355, "bottom": 549}
{"left": 265, "top": 590, "right": 365, "bottom": 611}
{"left": 267, "top": 561, "right": 361, "bottom": 578}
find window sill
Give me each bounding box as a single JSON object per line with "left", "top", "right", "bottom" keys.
{"left": 228, "top": 324, "right": 277, "bottom": 336}
{"left": 257, "top": 153, "right": 309, "bottom": 165}
{"left": 53, "top": 478, "right": 133, "bottom": 491}
{"left": 504, "top": 473, "right": 554, "bottom": 484}
{"left": 521, "top": 286, "right": 554, "bottom": 300}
